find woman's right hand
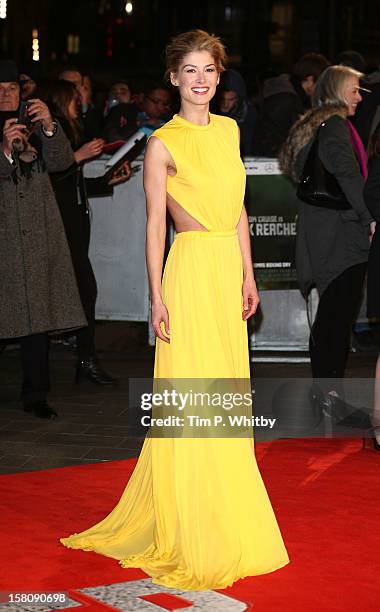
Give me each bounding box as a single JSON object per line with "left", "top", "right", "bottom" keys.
{"left": 2, "top": 118, "right": 27, "bottom": 156}
{"left": 151, "top": 301, "right": 170, "bottom": 343}
{"left": 74, "top": 138, "right": 104, "bottom": 163}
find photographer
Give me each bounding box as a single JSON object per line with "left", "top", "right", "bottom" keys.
{"left": 0, "top": 60, "right": 86, "bottom": 419}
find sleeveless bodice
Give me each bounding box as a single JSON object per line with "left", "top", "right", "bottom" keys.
{"left": 153, "top": 113, "right": 246, "bottom": 231}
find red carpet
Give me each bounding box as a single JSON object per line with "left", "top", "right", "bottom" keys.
{"left": 0, "top": 438, "right": 378, "bottom": 611}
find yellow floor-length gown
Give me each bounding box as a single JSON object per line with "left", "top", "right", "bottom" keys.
{"left": 61, "top": 113, "right": 289, "bottom": 590}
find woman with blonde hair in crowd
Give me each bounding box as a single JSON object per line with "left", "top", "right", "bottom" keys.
{"left": 280, "top": 65, "right": 373, "bottom": 421}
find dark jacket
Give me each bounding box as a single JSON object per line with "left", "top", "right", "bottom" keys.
{"left": 49, "top": 119, "right": 97, "bottom": 329}
{"left": 280, "top": 105, "right": 372, "bottom": 297}
{"left": 81, "top": 104, "right": 103, "bottom": 140}
{"left": 217, "top": 69, "right": 257, "bottom": 156}
{"left": 49, "top": 152, "right": 91, "bottom": 257}
{"left": 0, "top": 123, "right": 86, "bottom": 339}
{"left": 364, "top": 156, "right": 380, "bottom": 317}
{"left": 354, "top": 75, "right": 380, "bottom": 150}
{"left": 103, "top": 103, "right": 139, "bottom": 143}
{"left": 252, "top": 74, "right": 309, "bottom": 157}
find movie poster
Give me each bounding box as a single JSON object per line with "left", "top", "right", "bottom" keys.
{"left": 244, "top": 160, "right": 299, "bottom": 290}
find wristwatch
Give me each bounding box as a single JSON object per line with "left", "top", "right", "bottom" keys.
{"left": 42, "top": 121, "right": 58, "bottom": 137}
{"left": 4, "top": 150, "right": 13, "bottom": 164}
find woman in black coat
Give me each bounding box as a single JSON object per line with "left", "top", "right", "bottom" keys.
{"left": 364, "top": 122, "right": 380, "bottom": 450}
{"left": 280, "top": 65, "right": 373, "bottom": 420}
{"left": 43, "top": 80, "right": 117, "bottom": 385}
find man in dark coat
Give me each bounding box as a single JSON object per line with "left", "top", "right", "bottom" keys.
{"left": 252, "top": 53, "right": 330, "bottom": 157}
{"left": 215, "top": 69, "right": 257, "bottom": 157}
{"left": 0, "top": 60, "right": 86, "bottom": 419}
{"left": 354, "top": 70, "right": 380, "bottom": 150}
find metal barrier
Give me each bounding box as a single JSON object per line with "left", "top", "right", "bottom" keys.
{"left": 85, "top": 158, "right": 149, "bottom": 322}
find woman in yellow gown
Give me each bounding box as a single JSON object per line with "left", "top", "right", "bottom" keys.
{"left": 61, "top": 30, "right": 289, "bottom": 590}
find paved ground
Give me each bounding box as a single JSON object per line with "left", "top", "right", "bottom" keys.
{"left": 0, "top": 322, "right": 377, "bottom": 475}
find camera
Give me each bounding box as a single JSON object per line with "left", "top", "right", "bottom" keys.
{"left": 13, "top": 101, "right": 34, "bottom": 154}
{"left": 18, "top": 101, "right": 33, "bottom": 130}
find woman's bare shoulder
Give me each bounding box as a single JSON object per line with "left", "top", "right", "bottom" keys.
{"left": 145, "top": 135, "right": 171, "bottom": 161}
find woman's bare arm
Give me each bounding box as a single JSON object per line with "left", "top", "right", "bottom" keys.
{"left": 237, "top": 206, "right": 254, "bottom": 280}
{"left": 237, "top": 206, "right": 260, "bottom": 319}
{"left": 144, "top": 136, "right": 171, "bottom": 342}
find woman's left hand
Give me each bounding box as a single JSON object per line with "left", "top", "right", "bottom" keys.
{"left": 27, "top": 99, "right": 55, "bottom": 132}
{"left": 242, "top": 277, "right": 260, "bottom": 320}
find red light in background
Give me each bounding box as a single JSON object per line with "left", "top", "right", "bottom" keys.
{"left": 106, "top": 25, "right": 113, "bottom": 58}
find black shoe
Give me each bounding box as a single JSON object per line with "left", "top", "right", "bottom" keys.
{"left": 366, "top": 437, "right": 380, "bottom": 451}
{"left": 23, "top": 400, "right": 58, "bottom": 419}
{"left": 308, "top": 386, "right": 342, "bottom": 422}
{"left": 75, "top": 357, "right": 118, "bottom": 386}
{"left": 310, "top": 387, "right": 371, "bottom": 428}
{"left": 364, "top": 426, "right": 380, "bottom": 452}
{"left": 319, "top": 394, "right": 348, "bottom": 423}
{"left": 322, "top": 395, "right": 372, "bottom": 428}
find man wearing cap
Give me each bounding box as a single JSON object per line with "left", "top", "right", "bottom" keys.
{"left": 0, "top": 60, "right": 86, "bottom": 419}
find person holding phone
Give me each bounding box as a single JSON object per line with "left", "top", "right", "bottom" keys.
{"left": 41, "top": 79, "right": 132, "bottom": 385}
{"left": 0, "top": 60, "right": 86, "bottom": 419}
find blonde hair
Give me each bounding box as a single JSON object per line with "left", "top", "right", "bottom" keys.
{"left": 312, "top": 65, "right": 363, "bottom": 112}
{"left": 164, "top": 29, "right": 227, "bottom": 81}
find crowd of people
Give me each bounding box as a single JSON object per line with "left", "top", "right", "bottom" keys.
{"left": 13, "top": 49, "right": 380, "bottom": 156}
{"left": 1, "top": 46, "right": 380, "bottom": 443}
